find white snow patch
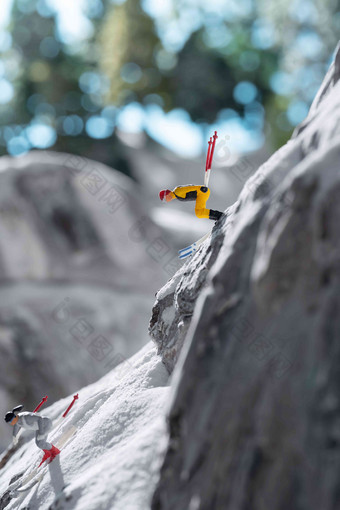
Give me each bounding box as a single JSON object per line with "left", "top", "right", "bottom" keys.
{"left": 150, "top": 207, "right": 209, "bottom": 238}
{"left": 161, "top": 305, "right": 176, "bottom": 327}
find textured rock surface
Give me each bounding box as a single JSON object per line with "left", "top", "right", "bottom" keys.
{"left": 0, "top": 151, "right": 172, "bottom": 451}
{"left": 151, "top": 43, "right": 340, "bottom": 509}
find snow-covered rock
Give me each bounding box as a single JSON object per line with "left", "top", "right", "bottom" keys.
{"left": 0, "top": 343, "right": 169, "bottom": 510}
{"left": 0, "top": 151, "right": 175, "bottom": 451}
{"left": 150, "top": 42, "right": 340, "bottom": 509}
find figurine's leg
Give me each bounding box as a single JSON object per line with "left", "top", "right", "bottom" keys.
{"left": 195, "top": 207, "right": 223, "bottom": 220}
{"left": 36, "top": 432, "right": 52, "bottom": 450}
{"left": 195, "top": 207, "right": 211, "bottom": 219}
{"left": 36, "top": 417, "right": 60, "bottom": 466}
{"left": 36, "top": 417, "right": 53, "bottom": 450}
{"left": 195, "top": 190, "right": 211, "bottom": 219}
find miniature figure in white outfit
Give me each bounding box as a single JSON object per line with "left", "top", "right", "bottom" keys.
{"left": 5, "top": 405, "right": 60, "bottom": 465}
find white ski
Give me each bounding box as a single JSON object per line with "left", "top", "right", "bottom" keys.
{"left": 10, "top": 425, "right": 77, "bottom": 497}
{"left": 178, "top": 231, "right": 210, "bottom": 259}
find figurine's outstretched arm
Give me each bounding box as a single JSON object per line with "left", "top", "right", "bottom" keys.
{"left": 13, "top": 423, "right": 20, "bottom": 444}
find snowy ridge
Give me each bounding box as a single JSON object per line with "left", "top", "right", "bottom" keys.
{"left": 0, "top": 343, "right": 169, "bottom": 510}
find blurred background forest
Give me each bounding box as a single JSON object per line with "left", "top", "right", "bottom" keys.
{"left": 0, "top": 0, "right": 339, "bottom": 171}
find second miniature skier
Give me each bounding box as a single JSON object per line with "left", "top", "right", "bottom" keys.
{"left": 4, "top": 405, "right": 60, "bottom": 466}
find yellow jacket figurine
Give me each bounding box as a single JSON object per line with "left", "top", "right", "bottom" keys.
{"left": 159, "top": 184, "right": 222, "bottom": 221}
{"left": 159, "top": 131, "right": 222, "bottom": 221}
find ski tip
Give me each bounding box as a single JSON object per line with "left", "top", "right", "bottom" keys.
{"left": 178, "top": 251, "right": 193, "bottom": 259}
{"left": 178, "top": 246, "right": 199, "bottom": 259}
{"left": 178, "top": 243, "right": 197, "bottom": 255}
{"left": 178, "top": 249, "right": 190, "bottom": 256}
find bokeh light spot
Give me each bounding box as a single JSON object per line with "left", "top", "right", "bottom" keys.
{"left": 35, "top": 103, "right": 56, "bottom": 117}
{"left": 289, "top": 0, "right": 318, "bottom": 24}
{"left": 86, "top": 116, "right": 114, "bottom": 139}
{"left": 63, "top": 115, "right": 84, "bottom": 135}
{"left": 7, "top": 136, "right": 31, "bottom": 156}
{"left": 120, "top": 63, "right": 143, "bottom": 84}
{"left": 0, "top": 32, "right": 12, "bottom": 52}
{"left": 101, "top": 106, "right": 117, "bottom": 126}
{"left": 40, "top": 37, "right": 60, "bottom": 58}
{"left": 117, "top": 103, "right": 145, "bottom": 133}
{"left": 143, "top": 94, "right": 164, "bottom": 107}
{"left": 36, "top": 0, "right": 55, "bottom": 17}
{"left": 287, "top": 100, "right": 309, "bottom": 125}
{"left": 4, "top": 127, "right": 15, "bottom": 142}
{"left": 86, "top": 0, "right": 104, "bottom": 18}
{"left": 155, "top": 50, "right": 177, "bottom": 71}
{"left": 295, "top": 31, "right": 323, "bottom": 59}
{"left": 251, "top": 20, "right": 275, "bottom": 49}
{"left": 79, "top": 72, "right": 104, "bottom": 94}
{"left": 26, "top": 123, "right": 57, "bottom": 148}
{"left": 0, "top": 79, "right": 14, "bottom": 104}
{"left": 233, "top": 81, "right": 258, "bottom": 105}
{"left": 203, "top": 25, "right": 232, "bottom": 49}
{"left": 270, "top": 72, "right": 294, "bottom": 96}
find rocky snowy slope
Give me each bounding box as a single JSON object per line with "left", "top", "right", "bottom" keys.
{"left": 0, "top": 342, "right": 169, "bottom": 510}
{"left": 150, "top": 42, "right": 340, "bottom": 509}
{"left": 0, "top": 152, "right": 175, "bottom": 451}
{"left": 1, "top": 40, "right": 339, "bottom": 510}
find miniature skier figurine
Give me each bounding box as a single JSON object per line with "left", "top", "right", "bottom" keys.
{"left": 159, "top": 131, "right": 223, "bottom": 221}
{"left": 4, "top": 404, "right": 60, "bottom": 466}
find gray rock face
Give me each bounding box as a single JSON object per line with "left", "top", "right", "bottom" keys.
{"left": 149, "top": 225, "right": 225, "bottom": 373}
{"left": 151, "top": 43, "right": 340, "bottom": 509}
{"left": 0, "top": 151, "right": 172, "bottom": 451}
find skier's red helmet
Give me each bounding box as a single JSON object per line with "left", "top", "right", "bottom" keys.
{"left": 159, "top": 189, "right": 172, "bottom": 201}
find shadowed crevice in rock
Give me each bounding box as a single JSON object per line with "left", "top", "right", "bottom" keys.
{"left": 16, "top": 167, "right": 103, "bottom": 255}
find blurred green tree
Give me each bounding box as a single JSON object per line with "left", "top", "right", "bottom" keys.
{"left": 0, "top": 0, "right": 339, "bottom": 161}
{"left": 100, "top": 0, "right": 166, "bottom": 107}
{"left": 99, "top": 0, "right": 283, "bottom": 147}
{"left": 0, "top": 0, "right": 130, "bottom": 173}
{"left": 98, "top": 0, "right": 339, "bottom": 148}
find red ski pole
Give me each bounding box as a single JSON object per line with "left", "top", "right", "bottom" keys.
{"left": 204, "top": 137, "right": 212, "bottom": 186}
{"left": 208, "top": 131, "right": 218, "bottom": 169}
{"left": 205, "top": 137, "right": 212, "bottom": 172}
{"left": 33, "top": 396, "right": 48, "bottom": 413}
{"left": 204, "top": 131, "right": 218, "bottom": 187}
{"left": 62, "top": 394, "right": 79, "bottom": 418}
